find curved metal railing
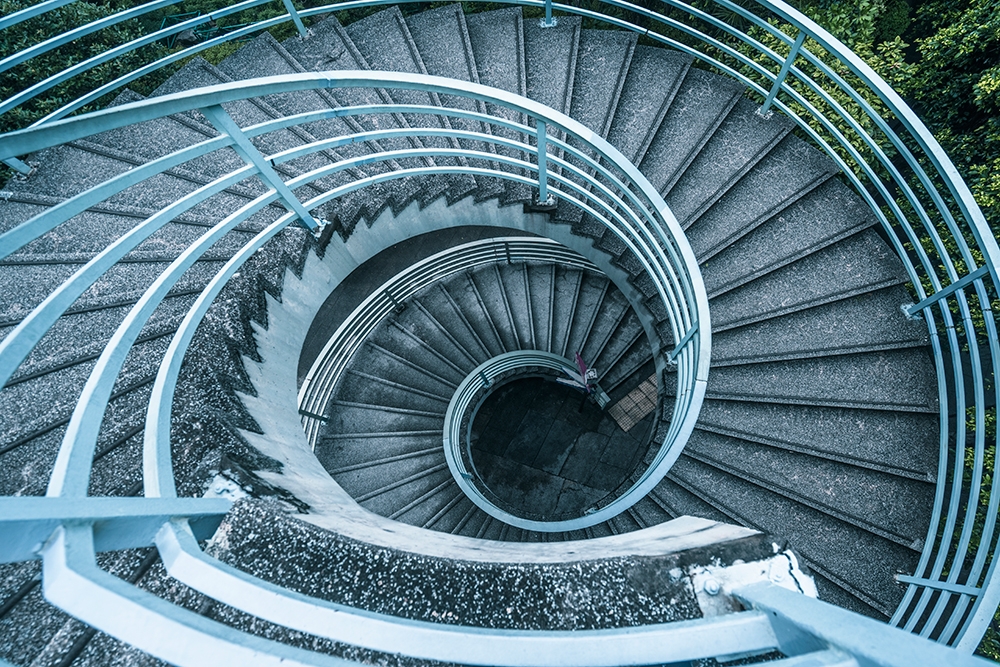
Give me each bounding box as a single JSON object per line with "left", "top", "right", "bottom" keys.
{"left": 0, "top": 68, "right": 714, "bottom": 663}
{"left": 1, "top": 0, "right": 998, "bottom": 654}
{"left": 297, "top": 236, "right": 599, "bottom": 449}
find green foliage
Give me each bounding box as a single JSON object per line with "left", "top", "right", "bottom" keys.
{"left": 875, "top": 0, "right": 911, "bottom": 44}
{"left": 894, "top": 0, "right": 1000, "bottom": 230}
{"left": 0, "top": 0, "right": 172, "bottom": 133}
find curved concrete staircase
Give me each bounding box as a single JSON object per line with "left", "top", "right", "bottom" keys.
{"left": 0, "top": 3, "right": 940, "bottom": 663}
{"left": 317, "top": 257, "right": 655, "bottom": 540}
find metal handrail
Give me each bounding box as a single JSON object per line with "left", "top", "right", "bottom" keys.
{"left": 297, "top": 236, "right": 600, "bottom": 448}
{"left": 0, "top": 70, "right": 712, "bottom": 662}
{"left": 1, "top": 0, "right": 997, "bottom": 653}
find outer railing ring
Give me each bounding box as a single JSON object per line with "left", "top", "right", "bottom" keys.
{"left": 2, "top": 0, "right": 999, "bottom": 651}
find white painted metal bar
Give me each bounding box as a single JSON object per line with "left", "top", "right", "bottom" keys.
{"left": 41, "top": 524, "right": 352, "bottom": 667}
{"left": 0, "top": 497, "right": 230, "bottom": 563}
{"left": 156, "top": 520, "right": 781, "bottom": 666}
{"left": 201, "top": 104, "right": 319, "bottom": 230}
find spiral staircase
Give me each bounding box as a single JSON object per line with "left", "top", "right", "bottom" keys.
{"left": 0, "top": 0, "right": 998, "bottom": 665}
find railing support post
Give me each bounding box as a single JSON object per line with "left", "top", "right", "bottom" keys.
{"left": 201, "top": 105, "right": 321, "bottom": 231}
{"left": 903, "top": 265, "right": 990, "bottom": 317}
{"left": 535, "top": 119, "right": 555, "bottom": 208}
{"left": 280, "top": 0, "right": 308, "bottom": 37}
{"left": 540, "top": 0, "right": 557, "bottom": 28}
{"left": 759, "top": 30, "right": 806, "bottom": 116}
{"left": 3, "top": 157, "right": 32, "bottom": 176}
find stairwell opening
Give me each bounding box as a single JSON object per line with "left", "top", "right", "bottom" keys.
{"left": 468, "top": 375, "right": 655, "bottom": 520}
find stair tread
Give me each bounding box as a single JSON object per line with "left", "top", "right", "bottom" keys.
{"left": 702, "top": 178, "right": 876, "bottom": 295}
{"left": 606, "top": 46, "right": 692, "bottom": 165}
{"left": 701, "top": 348, "right": 939, "bottom": 412}
{"left": 666, "top": 456, "right": 917, "bottom": 613}
{"left": 523, "top": 16, "right": 581, "bottom": 116}
{"left": 708, "top": 228, "right": 909, "bottom": 329}
{"left": 711, "top": 285, "right": 928, "bottom": 365}
{"left": 638, "top": 67, "right": 742, "bottom": 193}
{"left": 683, "top": 429, "right": 932, "bottom": 544}
{"left": 685, "top": 134, "right": 836, "bottom": 257}
{"left": 465, "top": 6, "right": 532, "bottom": 203}
{"left": 666, "top": 97, "right": 792, "bottom": 224}
{"left": 406, "top": 3, "right": 501, "bottom": 184}
{"left": 569, "top": 29, "right": 637, "bottom": 137}
{"left": 694, "top": 398, "right": 939, "bottom": 479}
{"left": 215, "top": 33, "right": 382, "bottom": 174}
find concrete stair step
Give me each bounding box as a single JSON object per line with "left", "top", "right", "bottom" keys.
{"left": 578, "top": 287, "right": 631, "bottom": 366}
{"left": 349, "top": 461, "right": 452, "bottom": 516}
{"left": 563, "top": 272, "right": 611, "bottom": 359}
{"left": 526, "top": 263, "right": 557, "bottom": 353}
{"left": 710, "top": 285, "right": 929, "bottom": 366}
{"left": 606, "top": 46, "right": 692, "bottom": 165}
{"left": 598, "top": 335, "right": 652, "bottom": 393}
{"left": 667, "top": 97, "right": 793, "bottom": 225}
{"left": 334, "top": 367, "right": 451, "bottom": 414}
{"left": 389, "top": 476, "right": 462, "bottom": 525}
{"left": 217, "top": 32, "right": 368, "bottom": 166}
{"left": 417, "top": 281, "right": 495, "bottom": 363}
{"left": 467, "top": 263, "right": 521, "bottom": 352}
{"left": 700, "top": 348, "right": 939, "bottom": 412}
{"left": 420, "top": 490, "right": 474, "bottom": 532}
{"left": 638, "top": 67, "right": 742, "bottom": 193}
{"left": 0, "top": 373, "right": 154, "bottom": 498}
{"left": 549, "top": 266, "right": 586, "bottom": 358}
{"left": 2, "top": 294, "right": 191, "bottom": 389}
{"left": 4, "top": 142, "right": 254, "bottom": 222}
{"left": 701, "top": 178, "right": 877, "bottom": 296}
{"left": 709, "top": 228, "right": 909, "bottom": 330}
{"left": 693, "top": 398, "right": 939, "bottom": 480}
{"left": 406, "top": 3, "right": 503, "bottom": 200}
{"left": 523, "top": 16, "right": 581, "bottom": 119}
{"left": 88, "top": 89, "right": 265, "bottom": 194}
{"left": 557, "top": 28, "right": 636, "bottom": 221}
{"left": 441, "top": 270, "right": 508, "bottom": 358}
{"left": 666, "top": 456, "right": 916, "bottom": 617}
{"left": 316, "top": 436, "right": 441, "bottom": 473}
{"left": 685, "top": 134, "right": 837, "bottom": 258}
{"left": 280, "top": 14, "right": 434, "bottom": 230}
{"left": 368, "top": 323, "right": 470, "bottom": 386}
{"left": 148, "top": 59, "right": 330, "bottom": 204}
{"left": 495, "top": 261, "right": 537, "bottom": 350}
{"left": 345, "top": 6, "right": 476, "bottom": 204}
{"left": 322, "top": 399, "right": 445, "bottom": 435}
{"left": 383, "top": 297, "right": 482, "bottom": 372}
{"left": 682, "top": 429, "right": 933, "bottom": 547}
{"left": 0, "top": 251, "right": 227, "bottom": 327}
{"left": 465, "top": 6, "right": 532, "bottom": 204}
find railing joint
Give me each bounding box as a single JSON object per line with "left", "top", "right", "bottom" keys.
{"left": 903, "top": 265, "right": 991, "bottom": 317}
{"left": 200, "top": 104, "right": 320, "bottom": 231}
{"left": 759, "top": 30, "right": 806, "bottom": 116}
{"left": 896, "top": 574, "right": 982, "bottom": 598}
{"left": 297, "top": 408, "right": 329, "bottom": 423}
{"left": 279, "top": 0, "right": 308, "bottom": 37}
{"left": 539, "top": 0, "right": 557, "bottom": 28}
{"left": 3, "top": 157, "right": 33, "bottom": 176}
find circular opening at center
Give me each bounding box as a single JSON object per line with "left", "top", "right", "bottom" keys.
{"left": 469, "top": 377, "right": 654, "bottom": 520}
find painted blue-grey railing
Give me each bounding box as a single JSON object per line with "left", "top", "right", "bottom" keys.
{"left": 298, "top": 236, "right": 600, "bottom": 448}
{"left": 0, "top": 70, "right": 716, "bottom": 664}
{"left": 2, "top": 0, "right": 999, "bottom": 655}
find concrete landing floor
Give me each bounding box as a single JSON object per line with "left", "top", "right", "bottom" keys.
{"left": 470, "top": 377, "right": 654, "bottom": 520}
